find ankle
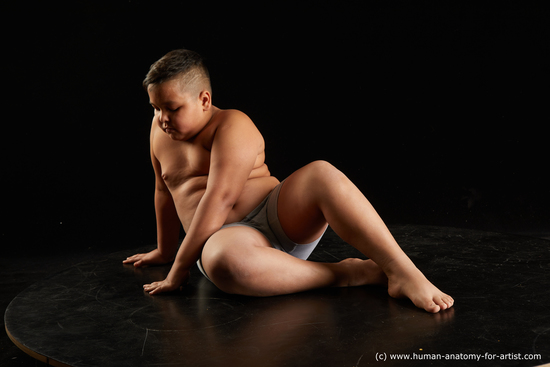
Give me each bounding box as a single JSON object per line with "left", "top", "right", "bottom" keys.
{"left": 382, "top": 255, "right": 420, "bottom": 279}
{"left": 328, "top": 262, "right": 350, "bottom": 287}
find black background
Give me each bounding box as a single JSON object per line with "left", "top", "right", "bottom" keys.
{"left": 2, "top": 1, "right": 548, "bottom": 256}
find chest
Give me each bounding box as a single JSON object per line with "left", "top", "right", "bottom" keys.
{"left": 152, "top": 131, "right": 211, "bottom": 186}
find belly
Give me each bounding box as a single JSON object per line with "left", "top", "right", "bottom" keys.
{"left": 225, "top": 176, "right": 280, "bottom": 224}
{"left": 174, "top": 176, "right": 280, "bottom": 232}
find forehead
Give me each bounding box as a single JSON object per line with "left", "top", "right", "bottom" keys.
{"left": 148, "top": 79, "right": 190, "bottom": 104}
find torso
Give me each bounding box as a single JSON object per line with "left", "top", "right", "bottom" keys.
{"left": 151, "top": 108, "right": 279, "bottom": 232}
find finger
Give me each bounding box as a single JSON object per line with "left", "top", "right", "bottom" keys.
{"left": 143, "top": 281, "right": 158, "bottom": 288}
{"left": 143, "top": 283, "right": 153, "bottom": 293}
{"left": 143, "top": 282, "right": 159, "bottom": 292}
{"left": 122, "top": 254, "right": 142, "bottom": 264}
{"left": 148, "top": 287, "right": 162, "bottom": 295}
{"left": 145, "top": 281, "right": 168, "bottom": 295}
{"left": 149, "top": 287, "right": 161, "bottom": 295}
{"left": 134, "top": 260, "right": 150, "bottom": 268}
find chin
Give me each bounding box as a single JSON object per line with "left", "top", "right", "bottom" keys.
{"left": 168, "top": 132, "right": 188, "bottom": 141}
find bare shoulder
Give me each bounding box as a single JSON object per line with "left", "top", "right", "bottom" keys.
{"left": 214, "top": 109, "right": 256, "bottom": 129}
{"left": 211, "top": 109, "right": 264, "bottom": 146}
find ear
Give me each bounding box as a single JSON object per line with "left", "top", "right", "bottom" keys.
{"left": 198, "top": 90, "right": 212, "bottom": 111}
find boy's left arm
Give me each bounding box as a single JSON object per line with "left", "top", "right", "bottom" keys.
{"left": 143, "top": 112, "right": 263, "bottom": 294}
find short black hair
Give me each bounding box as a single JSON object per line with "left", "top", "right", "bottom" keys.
{"left": 143, "top": 49, "right": 211, "bottom": 93}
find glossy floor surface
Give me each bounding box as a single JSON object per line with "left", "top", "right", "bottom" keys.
{"left": 4, "top": 226, "right": 550, "bottom": 366}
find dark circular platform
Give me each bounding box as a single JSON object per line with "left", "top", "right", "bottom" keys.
{"left": 5, "top": 226, "right": 550, "bottom": 366}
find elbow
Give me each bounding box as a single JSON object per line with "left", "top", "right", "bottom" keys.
{"left": 219, "top": 191, "right": 239, "bottom": 210}
{"left": 155, "top": 186, "right": 172, "bottom": 198}
{"left": 154, "top": 187, "right": 175, "bottom": 208}
{"left": 209, "top": 189, "right": 239, "bottom": 211}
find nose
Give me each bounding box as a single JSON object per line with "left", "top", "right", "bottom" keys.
{"left": 157, "top": 110, "right": 169, "bottom": 126}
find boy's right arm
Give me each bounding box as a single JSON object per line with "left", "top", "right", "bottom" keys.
{"left": 123, "top": 128, "right": 180, "bottom": 267}
{"left": 123, "top": 176, "right": 180, "bottom": 267}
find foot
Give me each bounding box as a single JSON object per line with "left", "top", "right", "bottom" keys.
{"left": 386, "top": 261, "right": 454, "bottom": 313}
{"left": 336, "top": 258, "right": 388, "bottom": 287}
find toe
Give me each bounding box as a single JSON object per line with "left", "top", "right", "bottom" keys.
{"left": 433, "top": 296, "right": 448, "bottom": 311}
{"left": 427, "top": 302, "right": 441, "bottom": 313}
{"left": 420, "top": 296, "right": 441, "bottom": 313}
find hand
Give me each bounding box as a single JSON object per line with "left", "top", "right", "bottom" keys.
{"left": 123, "top": 248, "right": 174, "bottom": 268}
{"left": 143, "top": 268, "right": 190, "bottom": 295}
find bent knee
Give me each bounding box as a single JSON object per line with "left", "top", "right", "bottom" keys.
{"left": 201, "top": 239, "right": 260, "bottom": 295}
{"left": 306, "top": 160, "right": 335, "bottom": 172}
{"left": 201, "top": 247, "right": 237, "bottom": 293}
{"left": 303, "top": 160, "right": 347, "bottom": 186}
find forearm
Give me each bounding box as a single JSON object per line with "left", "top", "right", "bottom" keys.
{"left": 155, "top": 189, "right": 181, "bottom": 260}
{"left": 170, "top": 192, "right": 233, "bottom": 273}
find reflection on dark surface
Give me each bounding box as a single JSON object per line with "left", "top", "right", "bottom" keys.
{"left": 127, "top": 261, "right": 454, "bottom": 366}
{"left": 5, "top": 226, "right": 549, "bottom": 367}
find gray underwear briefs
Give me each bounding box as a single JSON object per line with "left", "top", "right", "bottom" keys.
{"left": 197, "top": 181, "right": 326, "bottom": 281}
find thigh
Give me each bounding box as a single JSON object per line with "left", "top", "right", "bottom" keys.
{"left": 277, "top": 162, "right": 331, "bottom": 245}
{"left": 200, "top": 225, "right": 273, "bottom": 278}
{"left": 200, "top": 224, "right": 333, "bottom": 296}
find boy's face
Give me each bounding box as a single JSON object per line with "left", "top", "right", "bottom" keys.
{"left": 148, "top": 78, "right": 209, "bottom": 141}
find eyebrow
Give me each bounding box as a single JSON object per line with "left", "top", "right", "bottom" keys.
{"left": 149, "top": 100, "right": 177, "bottom": 107}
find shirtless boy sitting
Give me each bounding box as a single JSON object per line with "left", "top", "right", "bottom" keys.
{"left": 123, "top": 49, "right": 454, "bottom": 313}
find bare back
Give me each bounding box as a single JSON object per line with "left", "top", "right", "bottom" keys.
{"left": 150, "top": 108, "right": 279, "bottom": 232}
